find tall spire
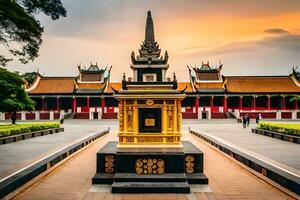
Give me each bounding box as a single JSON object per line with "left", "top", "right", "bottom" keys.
{"left": 145, "top": 10, "right": 155, "bottom": 43}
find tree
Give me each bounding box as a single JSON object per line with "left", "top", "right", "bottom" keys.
{"left": 21, "top": 71, "right": 37, "bottom": 85}
{"left": 0, "top": 0, "right": 66, "bottom": 66}
{"left": 0, "top": 67, "right": 35, "bottom": 123}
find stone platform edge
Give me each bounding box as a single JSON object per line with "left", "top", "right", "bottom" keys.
{"left": 0, "top": 128, "right": 110, "bottom": 199}
{"left": 252, "top": 128, "right": 300, "bottom": 144}
{"left": 189, "top": 129, "right": 300, "bottom": 196}
{"left": 0, "top": 127, "right": 65, "bottom": 145}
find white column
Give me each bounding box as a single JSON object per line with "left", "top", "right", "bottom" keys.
{"left": 292, "top": 111, "right": 297, "bottom": 119}
{"left": 49, "top": 111, "right": 54, "bottom": 120}
{"left": 21, "top": 111, "right": 26, "bottom": 120}
{"left": 0, "top": 112, "right": 5, "bottom": 120}
{"left": 207, "top": 107, "right": 211, "bottom": 119}
{"left": 35, "top": 111, "right": 40, "bottom": 120}
{"left": 276, "top": 111, "right": 281, "bottom": 119}
{"left": 60, "top": 110, "right": 65, "bottom": 119}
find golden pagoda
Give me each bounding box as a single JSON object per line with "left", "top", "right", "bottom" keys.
{"left": 93, "top": 11, "right": 208, "bottom": 194}
{"left": 114, "top": 11, "right": 185, "bottom": 147}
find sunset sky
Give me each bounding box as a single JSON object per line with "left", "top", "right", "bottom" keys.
{"left": 2, "top": 0, "right": 300, "bottom": 81}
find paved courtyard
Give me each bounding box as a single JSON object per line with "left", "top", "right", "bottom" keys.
{"left": 1, "top": 119, "right": 298, "bottom": 199}
{"left": 186, "top": 119, "right": 300, "bottom": 174}
{"left": 14, "top": 130, "right": 289, "bottom": 199}
{"left": 0, "top": 120, "right": 117, "bottom": 179}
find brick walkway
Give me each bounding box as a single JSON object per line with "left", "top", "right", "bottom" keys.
{"left": 14, "top": 131, "right": 289, "bottom": 200}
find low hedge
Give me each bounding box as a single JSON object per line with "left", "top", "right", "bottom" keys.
{"left": 0, "top": 122, "right": 60, "bottom": 138}
{"left": 258, "top": 122, "right": 300, "bottom": 136}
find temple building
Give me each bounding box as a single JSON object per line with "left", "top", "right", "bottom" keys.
{"left": 1, "top": 11, "right": 300, "bottom": 121}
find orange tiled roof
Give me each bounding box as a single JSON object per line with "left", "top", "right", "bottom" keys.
{"left": 194, "top": 82, "right": 224, "bottom": 89}
{"left": 178, "top": 82, "right": 193, "bottom": 92}
{"left": 105, "top": 82, "right": 122, "bottom": 93}
{"left": 76, "top": 82, "right": 105, "bottom": 90}
{"left": 225, "top": 76, "right": 300, "bottom": 93}
{"left": 28, "top": 77, "right": 75, "bottom": 94}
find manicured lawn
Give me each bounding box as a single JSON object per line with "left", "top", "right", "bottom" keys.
{"left": 0, "top": 122, "right": 61, "bottom": 137}
{"left": 258, "top": 121, "right": 300, "bottom": 136}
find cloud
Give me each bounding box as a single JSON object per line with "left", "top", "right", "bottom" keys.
{"left": 178, "top": 30, "right": 300, "bottom": 77}
{"left": 184, "top": 31, "right": 300, "bottom": 57}
{"left": 264, "top": 28, "right": 289, "bottom": 34}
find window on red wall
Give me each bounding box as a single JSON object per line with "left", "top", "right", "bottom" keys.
{"left": 77, "top": 97, "right": 87, "bottom": 107}
{"left": 199, "top": 96, "right": 210, "bottom": 106}
{"left": 285, "top": 96, "right": 296, "bottom": 109}
{"left": 256, "top": 96, "right": 267, "bottom": 108}
{"left": 213, "top": 96, "right": 223, "bottom": 106}
{"left": 90, "top": 97, "right": 101, "bottom": 107}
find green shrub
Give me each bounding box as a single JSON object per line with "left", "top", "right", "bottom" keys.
{"left": 258, "top": 122, "right": 300, "bottom": 136}
{"left": 0, "top": 122, "right": 61, "bottom": 137}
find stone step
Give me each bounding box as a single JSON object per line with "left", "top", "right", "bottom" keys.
{"left": 92, "top": 173, "right": 114, "bottom": 184}
{"left": 186, "top": 173, "right": 209, "bottom": 184}
{"left": 113, "top": 173, "right": 187, "bottom": 182}
{"left": 111, "top": 181, "right": 190, "bottom": 193}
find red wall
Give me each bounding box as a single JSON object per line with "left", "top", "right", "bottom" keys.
{"left": 5, "top": 113, "right": 21, "bottom": 120}
{"left": 102, "top": 113, "right": 118, "bottom": 119}
{"left": 54, "top": 112, "right": 60, "bottom": 119}
{"left": 25, "top": 113, "right": 35, "bottom": 120}
{"left": 75, "top": 112, "right": 89, "bottom": 119}
{"left": 40, "top": 113, "right": 50, "bottom": 120}
{"left": 182, "top": 112, "right": 198, "bottom": 119}
{"left": 211, "top": 112, "right": 227, "bottom": 119}
{"left": 281, "top": 112, "right": 292, "bottom": 119}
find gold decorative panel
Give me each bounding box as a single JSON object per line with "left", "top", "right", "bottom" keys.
{"left": 146, "top": 99, "right": 154, "bottom": 106}
{"left": 127, "top": 110, "right": 133, "bottom": 131}
{"left": 145, "top": 118, "right": 155, "bottom": 126}
{"left": 185, "top": 155, "right": 195, "bottom": 174}
{"left": 105, "top": 155, "right": 114, "bottom": 174}
{"left": 136, "top": 159, "right": 165, "bottom": 175}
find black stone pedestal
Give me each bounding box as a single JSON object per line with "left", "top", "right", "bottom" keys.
{"left": 92, "top": 141, "right": 208, "bottom": 193}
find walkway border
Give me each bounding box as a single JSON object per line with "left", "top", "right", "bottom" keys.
{"left": 252, "top": 128, "right": 300, "bottom": 144}
{"left": 0, "top": 127, "right": 64, "bottom": 145}
{"left": 0, "top": 128, "right": 110, "bottom": 199}
{"left": 189, "top": 129, "right": 300, "bottom": 196}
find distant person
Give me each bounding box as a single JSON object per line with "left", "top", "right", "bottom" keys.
{"left": 256, "top": 113, "right": 262, "bottom": 124}
{"left": 242, "top": 115, "right": 247, "bottom": 128}
{"left": 11, "top": 111, "right": 17, "bottom": 124}
{"left": 246, "top": 114, "right": 250, "bottom": 127}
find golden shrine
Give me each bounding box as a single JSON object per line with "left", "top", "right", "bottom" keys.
{"left": 114, "top": 11, "right": 186, "bottom": 147}
{"left": 116, "top": 78, "right": 185, "bottom": 147}
{"left": 92, "top": 11, "right": 208, "bottom": 193}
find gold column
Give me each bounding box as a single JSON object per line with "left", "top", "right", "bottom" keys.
{"left": 173, "top": 99, "right": 177, "bottom": 134}
{"left": 133, "top": 99, "right": 138, "bottom": 143}
{"left": 123, "top": 100, "right": 127, "bottom": 143}
{"left": 177, "top": 99, "right": 182, "bottom": 132}
{"left": 119, "top": 100, "right": 124, "bottom": 133}
{"left": 162, "top": 100, "right": 168, "bottom": 143}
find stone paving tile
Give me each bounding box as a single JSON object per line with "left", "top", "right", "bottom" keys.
{"left": 12, "top": 128, "right": 291, "bottom": 200}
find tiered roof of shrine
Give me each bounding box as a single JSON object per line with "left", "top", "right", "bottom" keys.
{"left": 131, "top": 11, "right": 169, "bottom": 68}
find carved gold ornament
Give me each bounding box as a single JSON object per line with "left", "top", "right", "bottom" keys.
{"left": 104, "top": 155, "right": 114, "bottom": 173}
{"left": 146, "top": 99, "right": 154, "bottom": 106}
{"left": 136, "top": 158, "right": 165, "bottom": 175}
{"left": 185, "top": 155, "right": 195, "bottom": 174}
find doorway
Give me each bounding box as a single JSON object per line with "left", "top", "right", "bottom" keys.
{"left": 139, "top": 108, "right": 161, "bottom": 133}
